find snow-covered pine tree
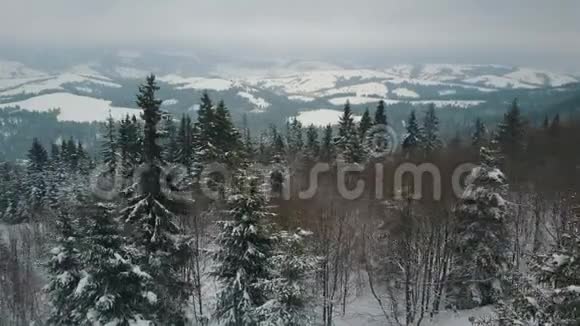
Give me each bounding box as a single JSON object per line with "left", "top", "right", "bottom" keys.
{"left": 46, "top": 211, "right": 82, "bottom": 324}
{"left": 304, "top": 124, "right": 320, "bottom": 162}
{"left": 102, "top": 112, "right": 118, "bottom": 174}
{"left": 256, "top": 229, "right": 319, "bottom": 326}
{"left": 73, "top": 201, "right": 158, "bottom": 325}
{"left": 421, "top": 104, "right": 442, "bottom": 156}
{"left": 320, "top": 125, "right": 335, "bottom": 162}
{"left": 176, "top": 114, "right": 195, "bottom": 169}
{"left": 508, "top": 216, "right": 580, "bottom": 326}
{"left": 194, "top": 91, "right": 217, "bottom": 165}
{"left": 76, "top": 141, "right": 91, "bottom": 175}
{"left": 335, "top": 101, "right": 363, "bottom": 163}
{"left": 121, "top": 75, "right": 191, "bottom": 324}
{"left": 359, "top": 107, "right": 372, "bottom": 138}
{"left": 269, "top": 126, "right": 286, "bottom": 165}
{"left": 402, "top": 110, "right": 422, "bottom": 156}
{"left": 163, "top": 114, "right": 179, "bottom": 164}
{"left": 211, "top": 170, "right": 274, "bottom": 326}
{"left": 241, "top": 113, "right": 255, "bottom": 161}
{"left": 374, "top": 100, "right": 388, "bottom": 126}
{"left": 287, "top": 118, "right": 304, "bottom": 158}
{"left": 118, "top": 115, "right": 142, "bottom": 178}
{"left": 214, "top": 100, "right": 243, "bottom": 166}
{"left": 449, "top": 147, "right": 512, "bottom": 310}
{"left": 26, "top": 138, "right": 49, "bottom": 220}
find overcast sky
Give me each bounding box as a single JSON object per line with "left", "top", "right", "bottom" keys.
{"left": 1, "top": 0, "right": 579, "bottom": 72}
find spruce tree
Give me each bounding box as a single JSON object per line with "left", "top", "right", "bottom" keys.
{"left": 449, "top": 147, "right": 512, "bottom": 309}
{"left": 102, "top": 113, "right": 118, "bottom": 173}
{"left": 137, "top": 75, "right": 163, "bottom": 165}
{"left": 421, "top": 104, "right": 442, "bottom": 156}
{"left": 496, "top": 99, "right": 525, "bottom": 158}
{"left": 73, "top": 201, "right": 157, "bottom": 325}
{"left": 359, "top": 108, "right": 373, "bottom": 138}
{"left": 501, "top": 216, "right": 580, "bottom": 324}
{"left": 241, "top": 113, "right": 255, "bottom": 160}
{"left": 27, "top": 138, "right": 48, "bottom": 172}
{"left": 118, "top": 115, "right": 142, "bottom": 178}
{"left": 320, "top": 124, "right": 335, "bottom": 162}
{"left": 163, "top": 115, "right": 179, "bottom": 164}
{"left": 335, "top": 101, "right": 362, "bottom": 162}
{"left": 26, "top": 138, "right": 49, "bottom": 215}
{"left": 176, "top": 114, "right": 194, "bottom": 169}
{"left": 304, "top": 124, "right": 320, "bottom": 162}
{"left": 374, "top": 100, "right": 388, "bottom": 125}
{"left": 195, "top": 91, "right": 216, "bottom": 163}
{"left": 214, "top": 100, "right": 242, "bottom": 165}
{"left": 211, "top": 171, "right": 274, "bottom": 326}
{"left": 287, "top": 118, "right": 304, "bottom": 157}
{"left": 257, "top": 229, "right": 319, "bottom": 326}
{"left": 46, "top": 211, "right": 82, "bottom": 324}
{"left": 122, "top": 75, "right": 191, "bottom": 324}
{"left": 402, "top": 110, "right": 422, "bottom": 155}
{"left": 270, "top": 126, "right": 286, "bottom": 164}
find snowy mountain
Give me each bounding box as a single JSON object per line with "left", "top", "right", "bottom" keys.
{"left": 0, "top": 59, "right": 577, "bottom": 122}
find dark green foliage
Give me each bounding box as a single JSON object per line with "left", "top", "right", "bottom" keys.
{"left": 305, "top": 124, "right": 320, "bottom": 162}
{"left": 176, "top": 114, "right": 195, "bottom": 168}
{"left": 336, "top": 101, "right": 362, "bottom": 163}
{"left": 137, "top": 74, "right": 163, "bottom": 165}
{"left": 449, "top": 147, "right": 512, "bottom": 309}
{"left": 118, "top": 115, "right": 142, "bottom": 177}
{"left": 27, "top": 138, "right": 48, "bottom": 172}
{"left": 102, "top": 113, "right": 118, "bottom": 173}
{"left": 402, "top": 110, "right": 422, "bottom": 155}
{"left": 320, "top": 124, "right": 335, "bottom": 162}
{"left": 46, "top": 212, "right": 82, "bottom": 325}
{"left": 374, "top": 100, "right": 388, "bottom": 125}
{"left": 119, "top": 75, "right": 192, "bottom": 324}
{"left": 359, "top": 108, "right": 373, "bottom": 138}
{"left": 496, "top": 99, "right": 526, "bottom": 158}
{"left": 287, "top": 118, "right": 304, "bottom": 157}
{"left": 212, "top": 172, "right": 274, "bottom": 326}
{"left": 422, "top": 104, "right": 442, "bottom": 155}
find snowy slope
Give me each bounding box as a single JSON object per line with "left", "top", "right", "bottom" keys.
{"left": 294, "top": 109, "right": 362, "bottom": 127}
{"left": 237, "top": 91, "right": 270, "bottom": 111}
{"left": 0, "top": 73, "right": 121, "bottom": 97}
{"left": 0, "top": 92, "right": 139, "bottom": 122}
{"left": 0, "top": 60, "right": 46, "bottom": 79}
{"left": 159, "top": 74, "right": 233, "bottom": 91}
{"left": 320, "top": 82, "right": 388, "bottom": 97}
{"left": 392, "top": 87, "right": 420, "bottom": 98}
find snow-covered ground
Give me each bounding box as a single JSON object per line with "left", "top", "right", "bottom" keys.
{"left": 392, "top": 87, "right": 420, "bottom": 98}
{"left": 320, "top": 82, "right": 388, "bottom": 98}
{"left": 0, "top": 92, "right": 140, "bottom": 122}
{"left": 294, "top": 108, "right": 362, "bottom": 127}
{"left": 410, "top": 100, "right": 485, "bottom": 109}
{"left": 159, "top": 74, "right": 233, "bottom": 91}
{"left": 237, "top": 91, "right": 270, "bottom": 110}
{"left": 0, "top": 73, "right": 121, "bottom": 97}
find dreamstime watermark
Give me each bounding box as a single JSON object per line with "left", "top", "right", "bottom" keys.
{"left": 88, "top": 123, "right": 477, "bottom": 202}
{"left": 88, "top": 160, "right": 477, "bottom": 202}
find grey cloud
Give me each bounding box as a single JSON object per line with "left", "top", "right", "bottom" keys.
{"left": 1, "top": 0, "right": 579, "bottom": 71}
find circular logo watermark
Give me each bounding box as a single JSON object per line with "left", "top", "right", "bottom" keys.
{"left": 364, "top": 124, "right": 398, "bottom": 158}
